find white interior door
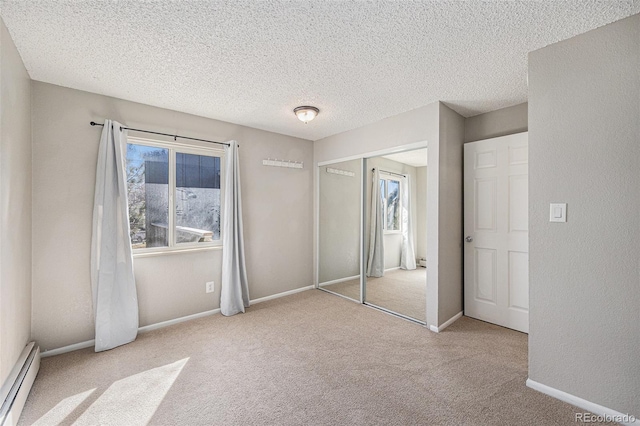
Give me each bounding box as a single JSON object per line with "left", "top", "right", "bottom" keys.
{"left": 464, "top": 132, "right": 528, "bottom": 333}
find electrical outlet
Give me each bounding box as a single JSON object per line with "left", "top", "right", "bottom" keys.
{"left": 206, "top": 281, "right": 214, "bottom": 293}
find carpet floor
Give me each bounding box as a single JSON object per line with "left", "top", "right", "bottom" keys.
{"left": 20, "top": 290, "right": 599, "bottom": 425}
{"left": 322, "top": 268, "right": 427, "bottom": 322}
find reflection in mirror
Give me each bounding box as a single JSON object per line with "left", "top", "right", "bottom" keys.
{"left": 365, "top": 148, "right": 428, "bottom": 323}
{"left": 318, "top": 159, "right": 361, "bottom": 301}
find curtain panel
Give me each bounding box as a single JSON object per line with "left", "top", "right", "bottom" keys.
{"left": 220, "top": 141, "right": 250, "bottom": 316}
{"left": 400, "top": 175, "right": 417, "bottom": 270}
{"left": 90, "top": 120, "right": 139, "bottom": 352}
{"left": 367, "top": 169, "right": 385, "bottom": 277}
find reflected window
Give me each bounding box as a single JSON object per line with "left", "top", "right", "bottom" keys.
{"left": 380, "top": 175, "right": 401, "bottom": 233}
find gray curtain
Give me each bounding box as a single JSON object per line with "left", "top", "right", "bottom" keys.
{"left": 400, "top": 175, "right": 417, "bottom": 270}
{"left": 221, "top": 140, "right": 250, "bottom": 316}
{"left": 90, "top": 120, "right": 139, "bottom": 352}
{"left": 367, "top": 169, "right": 385, "bottom": 277}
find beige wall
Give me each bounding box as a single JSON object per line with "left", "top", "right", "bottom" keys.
{"left": 31, "top": 82, "right": 314, "bottom": 351}
{"left": 0, "top": 19, "right": 32, "bottom": 386}
{"left": 528, "top": 14, "right": 639, "bottom": 415}
{"left": 318, "top": 158, "right": 361, "bottom": 283}
{"left": 314, "top": 101, "right": 464, "bottom": 329}
{"left": 464, "top": 103, "right": 528, "bottom": 143}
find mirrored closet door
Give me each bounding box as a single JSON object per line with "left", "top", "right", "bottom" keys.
{"left": 318, "top": 159, "right": 362, "bottom": 301}
{"left": 363, "top": 149, "right": 427, "bottom": 323}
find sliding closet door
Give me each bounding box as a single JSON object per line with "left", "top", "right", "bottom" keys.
{"left": 318, "top": 159, "right": 362, "bottom": 301}
{"left": 363, "top": 149, "right": 427, "bottom": 323}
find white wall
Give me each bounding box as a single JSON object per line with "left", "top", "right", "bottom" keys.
{"left": 0, "top": 18, "right": 32, "bottom": 386}
{"left": 318, "top": 158, "right": 361, "bottom": 283}
{"left": 314, "top": 101, "right": 464, "bottom": 329}
{"left": 31, "top": 82, "right": 314, "bottom": 351}
{"left": 528, "top": 14, "right": 639, "bottom": 415}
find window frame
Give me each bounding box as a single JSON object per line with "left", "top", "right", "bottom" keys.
{"left": 126, "top": 135, "right": 225, "bottom": 256}
{"left": 379, "top": 172, "right": 402, "bottom": 235}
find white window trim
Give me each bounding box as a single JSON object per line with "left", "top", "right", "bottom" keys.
{"left": 126, "top": 135, "right": 225, "bottom": 255}
{"left": 379, "top": 172, "right": 402, "bottom": 235}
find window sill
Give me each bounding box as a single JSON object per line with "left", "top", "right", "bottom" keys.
{"left": 133, "top": 245, "right": 222, "bottom": 259}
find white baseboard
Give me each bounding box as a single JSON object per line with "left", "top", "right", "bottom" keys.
{"left": 319, "top": 275, "right": 359, "bottom": 287}
{"left": 0, "top": 343, "right": 40, "bottom": 426}
{"left": 428, "top": 311, "right": 463, "bottom": 333}
{"left": 251, "top": 285, "right": 314, "bottom": 305}
{"left": 526, "top": 379, "right": 638, "bottom": 425}
{"left": 384, "top": 266, "right": 401, "bottom": 272}
{"left": 41, "top": 285, "right": 314, "bottom": 358}
{"left": 41, "top": 340, "right": 96, "bottom": 357}
{"left": 138, "top": 308, "right": 222, "bottom": 334}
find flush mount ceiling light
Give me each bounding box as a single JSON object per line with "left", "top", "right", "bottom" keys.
{"left": 294, "top": 106, "right": 319, "bottom": 124}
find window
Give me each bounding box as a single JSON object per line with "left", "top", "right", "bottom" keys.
{"left": 126, "top": 138, "right": 223, "bottom": 252}
{"left": 380, "top": 174, "right": 401, "bottom": 232}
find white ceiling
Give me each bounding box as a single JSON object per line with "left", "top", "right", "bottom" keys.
{"left": 1, "top": 1, "right": 638, "bottom": 141}
{"left": 383, "top": 148, "right": 428, "bottom": 168}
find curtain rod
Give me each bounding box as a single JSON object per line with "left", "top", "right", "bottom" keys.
{"left": 90, "top": 121, "right": 231, "bottom": 147}
{"left": 372, "top": 168, "right": 406, "bottom": 178}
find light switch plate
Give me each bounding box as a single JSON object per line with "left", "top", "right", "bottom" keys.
{"left": 549, "top": 203, "right": 567, "bottom": 222}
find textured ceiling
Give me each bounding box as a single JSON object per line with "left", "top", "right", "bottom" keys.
{"left": 1, "top": 1, "right": 638, "bottom": 141}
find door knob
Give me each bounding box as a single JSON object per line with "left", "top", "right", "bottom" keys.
{"left": 465, "top": 236, "right": 473, "bottom": 243}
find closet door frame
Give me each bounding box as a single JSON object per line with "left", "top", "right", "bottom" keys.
{"left": 315, "top": 141, "right": 428, "bottom": 318}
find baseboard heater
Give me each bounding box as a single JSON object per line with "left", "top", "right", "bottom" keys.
{"left": 0, "top": 342, "right": 40, "bottom": 426}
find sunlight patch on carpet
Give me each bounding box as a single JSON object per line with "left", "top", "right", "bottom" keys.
{"left": 32, "top": 388, "right": 96, "bottom": 426}
{"left": 73, "top": 358, "right": 189, "bottom": 426}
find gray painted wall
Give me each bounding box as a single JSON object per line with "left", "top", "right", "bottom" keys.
{"left": 528, "top": 14, "right": 639, "bottom": 415}
{"left": 464, "top": 103, "right": 528, "bottom": 143}
{"left": 0, "top": 18, "right": 32, "bottom": 386}
{"left": 436, "top": 103, "right": 465, "bottom": 324}
{"left": 31, "top": 82, "right": 314, "bottom": 351}
{"left": 313, "top": 103, "right": 440, "bottom": 166}
{"left": 318, "top": 158, "right": 361, "bottom": 283}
